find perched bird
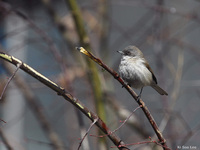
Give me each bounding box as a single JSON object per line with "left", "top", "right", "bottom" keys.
{"left": 118, "top": 45, "right": 168, "bottom": 100}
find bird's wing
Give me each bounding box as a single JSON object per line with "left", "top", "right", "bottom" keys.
{"left": 144, "top": 62, "right": 158, "bottom": 84}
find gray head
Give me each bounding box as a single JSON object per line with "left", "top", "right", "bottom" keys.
{"left": 118, "top": 45, "right": 144, "bottom": 58}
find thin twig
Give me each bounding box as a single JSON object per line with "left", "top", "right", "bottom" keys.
{"left": 78, "top": 118, "right": 98, "bottom": 150}
{"left": 0, "top": 62, "right": 22, "bottom": 100}
{"left": 90, "top": 105, "right": 142, "bottom": 138}
{"left": 111, "top": 137, "right": 167, "bottom": 149}
{"left": 106, "top": 94, "right": 150, "bottom": 138}
{"left": 112, "top": 105, "right": 142, "bottom": 134}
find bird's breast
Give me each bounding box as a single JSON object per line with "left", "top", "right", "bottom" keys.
{"left": 118, "top": 57, "right": 153, "bottom": 89}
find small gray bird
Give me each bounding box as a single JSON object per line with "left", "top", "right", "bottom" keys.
{"left": 118, "top": 45, "right": 168, "bottom": 99}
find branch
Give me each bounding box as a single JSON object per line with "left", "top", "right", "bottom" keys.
{"left": 111, "top": 137, "right": 167, "bottom": 149}
{"left": 90, "top": 105, "right": 142, "bottom": 139}
{"left": 111, "top": 106, "right": 142, "bottom": 135}
{"left": 78, "top": 118, "right": 98, "bottom": 150}
{"left": 76, "top": 47, "right": 171, "bottom": 150}
{"left": 0, "top": 62, "right": 21, "bottom": 100}
{"left": 0, "top": 52, "right": 129, "bottom": 150}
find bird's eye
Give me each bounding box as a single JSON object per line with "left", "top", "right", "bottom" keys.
{"left": 124, "top": 51, "right": 131, "bottom": 56}
{"left": 124, "top": 50, "right": 134, "bottom": 56}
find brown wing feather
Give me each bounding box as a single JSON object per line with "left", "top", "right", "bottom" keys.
{"left": 142, "top": 60, "right": 168, "bottom": 95}
{"left": 143, "top": 62, "right": 157, "bottom": 84}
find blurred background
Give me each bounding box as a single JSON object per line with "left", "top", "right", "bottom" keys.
{"left": 0, "top": 0, "right": 200, "bottom": 150}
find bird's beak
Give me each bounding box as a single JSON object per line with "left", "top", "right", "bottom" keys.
{"left": 117, "top": 50, "right": 123, "bottom": 54}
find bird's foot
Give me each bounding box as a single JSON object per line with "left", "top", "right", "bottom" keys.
{"left": 136, "top": 96, "right": 140, "bottom": 102}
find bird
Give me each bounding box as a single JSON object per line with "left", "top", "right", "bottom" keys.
{"left": 118, "top": 45, "right": 168, "bottom": 100}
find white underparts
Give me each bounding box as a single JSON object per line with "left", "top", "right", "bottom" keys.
{"left": 118, "top": 56, "right": 152, "bottom": 89}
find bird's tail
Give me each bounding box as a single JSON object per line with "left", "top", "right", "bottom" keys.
{"left": 151, "top": 84, "right": 168, "bottom": 95}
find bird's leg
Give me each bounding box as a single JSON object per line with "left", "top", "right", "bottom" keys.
{"left": 137, "top": 87, "right": 143, "bottom": 101}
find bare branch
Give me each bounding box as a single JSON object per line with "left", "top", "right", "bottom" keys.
{"left": 78, "top": 118, "right": 98, "bottom": 150}
{"left": 0, "top": 62, "right": 22, "bottom": 100}
{"left": 111, "top": 105, "right": 142, "bottom": 134}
